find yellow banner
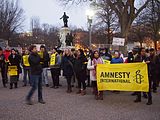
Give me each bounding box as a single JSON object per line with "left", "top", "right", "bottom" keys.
{"left": 23, "top": 55, "right": 30, "bottom": 66}
{"left": 50, "top": 54, "right": 56, "bottom": 66}
{"left": 97, "top": 63, "right": 149, "bottom": 92}
{"left": 8, "top": 66, "right": 18, "bottom": 76}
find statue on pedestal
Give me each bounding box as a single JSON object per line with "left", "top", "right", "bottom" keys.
{"left": 60, "top": 12, "right": 69, "bottom": 27}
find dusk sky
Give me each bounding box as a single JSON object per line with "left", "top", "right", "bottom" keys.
{"left": 20, "top": 0, "right": 89, "bottom": 31}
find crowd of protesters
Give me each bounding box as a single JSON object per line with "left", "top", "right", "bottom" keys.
{"left": 0, "top": 45, "right": 160, "bottom": 105}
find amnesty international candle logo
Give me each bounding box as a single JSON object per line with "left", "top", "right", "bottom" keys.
{"left": 97, "top": 63, "right": 149, "bottom": 92}
{"left": 133, "top": 70, "right": 144, "bottom": 84}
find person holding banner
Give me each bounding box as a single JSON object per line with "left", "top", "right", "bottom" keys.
{"left": 111, "top": 51, "right": 123, "bottom": 64}
{"left": 22, "top": 50, "right": 31, "bottom": 87}
{"left": 155, "top": 48, "right": 160, "bottom": 87}
{"left": 50, "top": 49, "right": 62, "bottom": 89}
{"left": 134, "top": 48, "right": 152, "bottom": 105}
{"left": 8, "top": 49, "right": 21, "bottom": 89}
{"left": 87, "top": 50, "right": 104, "bottom": 100}
{"left": 111, "top": 51, "right": 123, "bottom": 93}
{"left": 149, "top": 48, "right": 157, "bottom": 93}
{"left": 26, "top": 45, "right": 45, "bottom": 105}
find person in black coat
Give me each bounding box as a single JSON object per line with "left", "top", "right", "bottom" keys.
{"left": 149, "top": 48, "right": 157, "bottom": 93}
{"left": 134, "top": 48, "right": 152, "bottom": 105}
{"left": 155, "top": 49, "right": 160, "bottom": 87}
{"left": 8, "top": 49, "right": 21, "bottom": 89}
{"left": 61, "top": 49, "right": 74, "bottom": 93}
{"left": 0, "top": 47, "right": 7, "bottom": 87}
{"left": 74, "top": 49, "right": 87, "bottom": 95}
{"left": 26, "top": 45, "right": 45, "bottom": 105}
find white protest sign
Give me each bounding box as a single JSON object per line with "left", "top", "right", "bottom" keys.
{"left": 112, "top": 37, "right": 125, "bottom": 46}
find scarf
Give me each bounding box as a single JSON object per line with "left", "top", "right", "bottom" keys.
{"left": 92, "top": 57, "right": 103, "bottom": 77}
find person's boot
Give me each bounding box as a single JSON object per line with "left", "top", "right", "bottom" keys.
{"left": 131, "top": 92, "right": 137, "bottom": 96}
{"left": 153, "top": 89, "right": 157, "bottom": 93}
{"left": 38, "top": 99, "right": 46, "bottom": 104}
{"left": 69, "top": 86, "right": 72, "bottom": 93}
{"left": 146, "top": 99, "right": 152, "bottom": 105}
{"left": 26, "top": 99, "right": 33, "bottom": 105}
{"left": 134, "top": 97, "right": 141, "bottom": 103}
{"left": 76, "top": 89, "right": 81, "bottom": 94}
{"left": 143, "top": 93, "right": 148, "bottom": 99}
{"left": 10, "top": 83, "right": 13, "bottom": 89}
{"left": 15, "top": 83, "right": 18, "bottom": 88}
{"left": 81, "top": 90, "right": 86, "bottom": 96}
{"left": 92, "top": 87, "right": 96, "bottom": 95}
{"left": 66, "top": 86, "right": 71, "bottom": 93}
{"left": 46, "top": 84, "right": 49, "bottom": 87}
{"left": 95, "top": 92, "right": 99, "bottom": 100}
{"left": 3, "top": 83, "right": 7, "bottom": 88}
{"left": 22, "top": 84, "right": 27, "bottom": 87}
{"left": 99, "top": 91, "right": 103, "bottom": 100}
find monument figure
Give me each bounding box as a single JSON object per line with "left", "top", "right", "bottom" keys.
{"left": 60, "top": 12, "right": 69, "bottom": 27}
{"left": 65, "top": 33, "right": 73, "bottom": 46}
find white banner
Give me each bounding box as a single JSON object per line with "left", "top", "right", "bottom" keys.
{"left": 112, "top": 37, "right": 125, "bottom": 46}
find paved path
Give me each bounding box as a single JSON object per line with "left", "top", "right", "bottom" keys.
{"left": 0, "top": 76, "right": 160, "bottom": 120}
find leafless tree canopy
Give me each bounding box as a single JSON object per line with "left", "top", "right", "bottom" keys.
{"left": 60, "top": 0, "right": 151, "bottom": 39}
{"left": 0, "top": 0, "right": 24, "bottom": 40}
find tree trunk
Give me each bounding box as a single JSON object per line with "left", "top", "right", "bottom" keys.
{"left": 154, "top": 40, "right": 157, "bottom": 50}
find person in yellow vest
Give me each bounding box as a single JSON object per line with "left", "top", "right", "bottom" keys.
{"left": 22, "top": 50, "right": 31, "bottom": 86}
{"left": 40, "top": 45, "right": 50, "bottom": 87}
{"left": 50, "top": 48, "right": 62, "bottom": 88}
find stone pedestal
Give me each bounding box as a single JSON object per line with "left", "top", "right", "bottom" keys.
{"left": 59, "top": 27, "right": 75, "bottom": 50}
{"left": 59, "top": 27, "right": 70, "bottom": 49}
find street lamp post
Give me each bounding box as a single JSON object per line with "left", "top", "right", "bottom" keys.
{"left": 86, "top": 9, "right": 94, "bottom": 49}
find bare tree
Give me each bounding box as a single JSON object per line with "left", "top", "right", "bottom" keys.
{"left": 95, "top": 0, "right": 119, "bottom": 44}
{"left": 134, "top": 0, "right": 160, "bottom": 49}
{"left": 0, "top": 0, "right": 24, "bottom": 40}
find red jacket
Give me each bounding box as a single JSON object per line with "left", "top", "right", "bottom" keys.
{"left": 3, "top": 50, "right": 11, "bottom": 62}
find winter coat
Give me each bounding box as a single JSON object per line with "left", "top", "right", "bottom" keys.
{"left": 29, "top": 52, "right": 42, "bottom": 75}
{"left": 0, "top": 54, "right": 5, "bottom": 68}
{"left": 74, "top": 55, "right": 87, "bottom": 80}
{"left": 3, "top": 50, "right": 11, "bottom": 62}
{"left": 149, "top": 55, "right": 156, "bottom": 75}
{"left": 134, "top": 54, "right": 151, "bottom": 76}
{"left": 87, "top": 57, "right": 103, "bottom": 81}
{"left": 111, "top": 57, "right": 123, "bottom": 64}
{"left": 41, "top": 51, "right": 50, "bottom": 68}
{"left": 61, "top": 55, "right": 74, "bottom": 77}
{"left": 155, "top": 54, "right": 160, "bottom": 74}
{"left": 8, "top": 54, "right": 21, "bottom": 74}
{"left": 74, "top": 55, "right": 87, "bottom": 73}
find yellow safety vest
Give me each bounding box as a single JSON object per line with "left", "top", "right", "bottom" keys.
{"left": 38, "top": 52, "right": 44, "bottom": 64}
{"left": 50, "top": 53, "right": 56, "bottom": 66}
{"left": 23, "top": 55, "right": 30, "bottom": 67}
{"left": 38, "top": 52, "right": 43, "bottom": 58}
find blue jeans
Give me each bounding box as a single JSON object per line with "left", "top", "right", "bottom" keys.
{"left": 42, "top": 68, "right": 49, "bottom": 85}
{"left": 26, "top": 75, "right": 43, "bottom": 101}
{"left": 23, "top": 67, "right": 31, "bottom": 85}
